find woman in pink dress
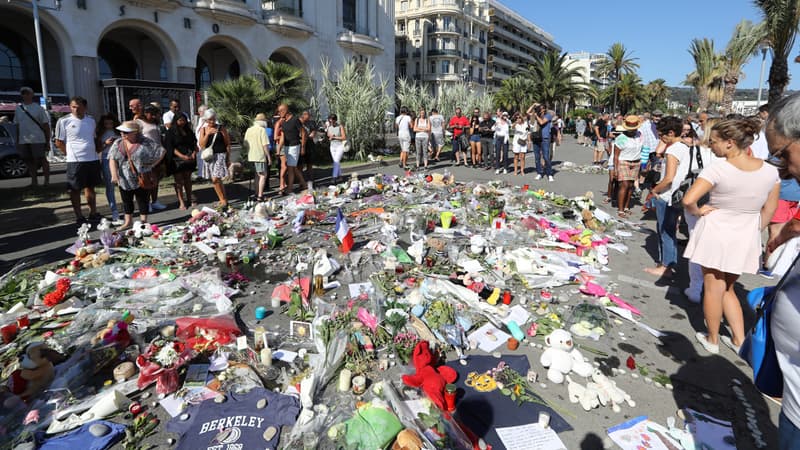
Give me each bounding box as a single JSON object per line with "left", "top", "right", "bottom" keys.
{"left": 682, "top": 118, "right": 780, "bottom": 354}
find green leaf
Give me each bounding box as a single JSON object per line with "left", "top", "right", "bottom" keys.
{"left": 500, "top": 388, "right": 511, "bottom": 396}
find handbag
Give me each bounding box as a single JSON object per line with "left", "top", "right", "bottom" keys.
{"left": 671, "top": 145, "right": 704, "bottom": 206}
{"left": 342, "top": 139, "right": 351, "bottom": 153}
{"left": 516, "top": 138, "right": 527, "bottom": 146}
{"left": 530, "top": 121, "right": 543, "bottom": 143}
{"left": 123, "top": 140, "right": 156, "bottom": 190}
{"left": 739, "top": 252, "right": 800, "bottom": 397}
{"left": 201, "top": 130, "right": 218, "bottom": 162}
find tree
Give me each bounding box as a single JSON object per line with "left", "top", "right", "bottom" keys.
{"left": 207, "top": 75, "right": 269, "bottom": 138}
{"left": 435, "top": 82, "right": 493, "bottom": 118}
{"left": 644, "top": 79, "right": 671, "bottom": 111}
{"left": 395, "top": 77, "right": 434, "bottom": 114}
{"left": 684, "top": 38, "right": 723, "bottom": 112}
{"left": 720, "top": 20, "right": 765, "bottom": 113}
{"left": 255, "top": 60, "right": 310, "bottom": 114}
{"left": 595, "top": 43, "right": 640, "bottom": 113}
{"left": 321, "top": 59, "right": 392, "bottom": 161}
{"left": 493, "top": 76, "right": 536, "bottom": 114}
{"left": 524, "top": 51, "right": 588, "bottom": 111}
{"left": 753, "top": 0, "right": 800, "bottom": 104}
{"left": 616, "top": 73, "right": 647, "bottom": 114}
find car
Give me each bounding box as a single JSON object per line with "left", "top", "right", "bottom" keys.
{"left": 0, "top": 123, "right": 28, "bottom": 178}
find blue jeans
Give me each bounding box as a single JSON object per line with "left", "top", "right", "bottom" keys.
{"left": 533, "top": 140, "right": 552, "bottom": 176}
{"left": 494, "top": 138, "right": 508, "bottom": 171}
{"left": 654, "top": 196, "right": 679, "bottom": 268}
{"left": 100, "top": 157, "right": 118, "bottom": 218}
{"left": 780, "top": 411, "right": 800, "bottom": 450}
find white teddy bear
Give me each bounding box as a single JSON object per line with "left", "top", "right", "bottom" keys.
{"left": 590, "top": 368, "right": 636, "bottom": 413}
{"left": 539, "top": 329, "right": 594, "bottom": 384}
{"left": 566, "top": 376, "right": 601, "bottom": 411}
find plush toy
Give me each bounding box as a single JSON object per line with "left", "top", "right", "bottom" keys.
{"left": 92, "top": 319, "right": 132, "bottom": 349}
{"left": 401, "top": 341, "right": 458, "bottom": 411}
{"left": 392, "top": 429, "right": 424, "bottom": 450}
{"left": 590, "top": 368, "right": 636, "bottom": 413}
{"left": 539, "top": 329, "right": 593, "bottom": 384}
{"left": 581, "top": 209, "right": 605, "bottom": 232}
{"left": 131, "top": 221, "right": 154, "bottom": 239}
{"left": 9, "top": 342, "right": 55, "bottom": 401}
{"left": 566, "top": 375, "right": 601, "bottom": 411}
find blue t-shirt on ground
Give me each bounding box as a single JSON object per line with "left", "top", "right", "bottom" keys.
{"left": 39, "top": 420, "right": 126, "bottom": 450}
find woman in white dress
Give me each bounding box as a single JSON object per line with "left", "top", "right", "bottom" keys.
{"left": 511, "top": 114, "right": 529, "bottom": 176}
{"left": 326, "top": 114, "right": 347, "bottom": 185}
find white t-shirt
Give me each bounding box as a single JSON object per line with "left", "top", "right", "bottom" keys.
{"left": 414, "top": 118, "right": 429, "bottom": 137}
{"left": 396, "top": 115, "right": 412, "bottom": 139}
{"left": 14, "top": 103, "right": 50, "bottom": 144}
{"left": 493, "top": 120, "right": 509, "bottom": 138}
{"left": 658, "top": 141, "right": 691, "bottom": 204}
{"left": 750, "top": 130, "right": 770, "bottom": 160}
{"left": 614, "top": 133, "right": 643, "bottom": 161}
{"left": 429, "top": 114, "right": 444, "bottom": 135}
{"left": 55, "top": 114, "right": 97, "bottom": 162}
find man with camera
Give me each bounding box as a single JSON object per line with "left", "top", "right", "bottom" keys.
{"left": 527, "top": 103, "right": 554, "bottom": 181}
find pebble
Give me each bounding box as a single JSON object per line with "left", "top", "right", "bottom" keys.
{"left": 665, "top": 383, "right": 673, "bottom": 391}
{"left": 459, "top": 359, "right": 468, "bottom": 366}
{"left": 631, "top": 373, "right": 639, "bottom": 379}
{"left": 89, "top": 423, "right": 110, "bottom": 437}
{"left": 263, "top": 426, "right": 278, "bottom": 441}
{"left": 167, "top": 438, "right": 175, "bottom": 445}
{"left": 677, "top": 409, "right": 686, "bottom": 420}
{"left": 158, "top": 393, "right": 166, "bottom": 400}
{"left": 593, "top": 361, "right": 600, "bottom": 367}
{"left": 257, "top": 399, "right": 268, "bottom": 409}
{"left": 539, "top": 383, "right": 547, "bottom": 389}
{"left": 654, "top": 382, "right": 663, "bottom": 389}
{"left": 179, "top": 413, "right": 190, "bottom": 421}
{"left": 701, "top": 393, "right": 711, "bottom": 400}
{"left": 215, "top": 395, "right": 226, "bottom": 403}
{"left": 150, "top": 401, "right": 159, "bottom": 408}
{"left": 492, "top": 352, "right": 502, "bottom": 358}
{"left": 644, "top": 377, "right": 652, "bottom": 384}
{"left": 529, "top": 342, "right": 536, "bottom": 348}
{"left": 618, "top": 332, "right": 625, "bottom": 337}
{"left": 141, "top": 392, "right": 151, "bottom": 399}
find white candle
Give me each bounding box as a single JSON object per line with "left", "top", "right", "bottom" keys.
{"left": 270, "top": 297, "right": 281, "bottom": 308}
{"left": 260, "top": 347, "right": 272, "bottom": 367}
{"left": 338, "top": 369, "right": 352, "bottom": 392}
{"left": 538, "top": 411, "right": 550, "bottom": 429}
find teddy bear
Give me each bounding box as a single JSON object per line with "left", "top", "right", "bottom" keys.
{"left": 401, "top": 340, "right": 458, "bottom": 411}
{"left": 581, "top": 209, "right": 605, "bottom": 232}
{"left": 8, "top": 342, "right": 55, "bottom": 401}
{"left": 392, "top": 429, "right": 424, "bottom": 450}
{"left": 566, "top": 375, "right": 601, "bottom": 411}
{"left": 590, "top": 368, "right": 636, "bottom": 413}
{"left": 539, "top": 329, "right": 593, "bottom": 384}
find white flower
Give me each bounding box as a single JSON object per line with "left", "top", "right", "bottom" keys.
{"left": 155, "top": 344, "right": 179, "bottom": 367}
{"left": 385, "top": 309, "right": 409, "bottom": 321}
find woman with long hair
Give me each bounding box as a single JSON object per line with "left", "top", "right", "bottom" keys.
{"left": 326, "top": 114, "right": 347, "bottom": 185}
{"left": 510, "top": 114, "right": 529, "bottom": 176}
{"left": 469, "top": 108, "right": 482, "bottom": 167}
{"left": 682, "top": 118, "right": 780, "bottom": 354}
{"left": 96, "top": 113, "right": 121, "bottom": 224}
{"left": 198, "top": 109, "right": 231, "bottom": 208}
{"left": 413, "top": 108, "right": 431, "bottom": 169}
{"left": 165, "top": 114, "right": 197, "bottom": 210}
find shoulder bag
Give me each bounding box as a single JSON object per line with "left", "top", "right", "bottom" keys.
{"left": 670, "top": 145, "right": 704, "bottom": 207}
{"left": 123, "top": 140, "right": 156, "bottom": 190}
{"left": 201, "top": 130, "right": 219, "bottom": 162}
{"left": 739, "top": 251, "right": 800, "bottom": 397}
{"left": 18, "top": 104, "right": 48, "bottom": 137}
{"left": 530, "top": 119, "right": 543, "bottom": 143}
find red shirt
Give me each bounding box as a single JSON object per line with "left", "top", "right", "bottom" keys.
{"left": 448, "top": 115, "right": 470, "bottom": 137}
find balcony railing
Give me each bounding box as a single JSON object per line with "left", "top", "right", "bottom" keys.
{"left": 428, "top": 49, "right": 461, "bottom": 57}
{"left": 429, "top": 24, "right": 461, "bottom": 34}
{"left": 195, "top": 0, "right": 256, "bottom": 25}
{"left": 479, "top": 36, "right": 486, "bottom": 44}
{"left": 262, "top": 0, "right": 302, "bottom": 17}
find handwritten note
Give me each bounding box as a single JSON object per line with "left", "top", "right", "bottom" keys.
{"left": 495, "top": 423, "right": 566, "bottom": 450}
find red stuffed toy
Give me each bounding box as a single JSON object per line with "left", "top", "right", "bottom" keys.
{"left": 401, "top": 341, "right": 458, "bottom": 411}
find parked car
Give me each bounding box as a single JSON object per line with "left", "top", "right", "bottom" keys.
{"left": 0, "top": 123, "right": 27, "bottom": 178}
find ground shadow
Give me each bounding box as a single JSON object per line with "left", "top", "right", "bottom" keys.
{"left": 659, "top": 331, "right": 778, "bottom": 448}
{"left": 580, "top": 432, "right": 605, "bottom": 450}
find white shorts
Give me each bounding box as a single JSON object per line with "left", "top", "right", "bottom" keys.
{"left": 285, "top": 145, "right": 301, "bottom": 167}
{"left": 512, "top": 142, "right": 527, "bottom": 154}
{"left": 399, "top": 136, "right": 411, "bottom": 152}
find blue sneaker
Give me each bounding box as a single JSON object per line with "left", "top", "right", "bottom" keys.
{"left": 758, "top": 269, "right": 775, "bottom": 280}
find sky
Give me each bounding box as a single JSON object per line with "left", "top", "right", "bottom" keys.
{"left": 499, "top": 0, "right": 800, "bottom": 91}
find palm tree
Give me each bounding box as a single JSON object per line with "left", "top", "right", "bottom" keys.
{"left": 720, "top": 20, "right": 765, "bottom": 113}
{"left": 493, "top": 75, "right": 536, "bottom": 114}
{"left": 645, "top": 79, "right": 670, "bottom": 111}
{"left": 753, "top": 0, "right": 800, "bottom": 104}
{"left": 616, "top": 73, "right": 647, "bottom": 114}
{"left": 684, "top": 38, "right": 723, "bottom": 112}
{"left": 595, "top": 43, "right": 640, "bottom": 113}
{"left": 524, "top": 51, "right": 588, "bottom": 111}
{"left": 255, "top": 60, "right": 310, "bottom": 114}
{"left": 207, "top": 75, "right": 269, "bottom": 137}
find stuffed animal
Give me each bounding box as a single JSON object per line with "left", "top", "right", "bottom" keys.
{"left": 581, "top": 209, "right": 605, "bottom": 232}
{"left": 131, "top": 221, "right": 154, "bottom": 239}
{"left": 392, "top": 429, "right": 424, "bottom": 450}
{"left": 566, "top": 375, "right": 601, "bottom": 411}
{"left": 590, "top": 368, "right": 636, "bottom": 413}
{"left": 401, "top": 341, "right": 458, "bottom": 411}
{"left": 539, "top": 329, "right": 593, "bottom": 384}
{"left": 9, "top": 343, "right": 55, "bottom": 400}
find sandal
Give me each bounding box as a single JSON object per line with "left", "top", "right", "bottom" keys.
{"left": 617, "top": 211, "right": 628, "bottom": 218}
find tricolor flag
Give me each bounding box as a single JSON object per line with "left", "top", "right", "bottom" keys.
{"left": 335, "top": 208, "right": 354, "bottom": 254}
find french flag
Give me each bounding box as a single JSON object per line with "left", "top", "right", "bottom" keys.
{"left": 335, "top": 208, "right": 354, "bottom": 254}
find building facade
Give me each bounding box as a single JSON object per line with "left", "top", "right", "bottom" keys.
{"left": 486, "top": 0, "right": 559, "bottom": 90}
{"left": 564, "top": 51, "right": 610, "bottom": 107}
{"left": 0, "top": 0, "right": 395, "bottom": 118}
{"left": 394, "top": 0, "right": 490, "bottom": 97}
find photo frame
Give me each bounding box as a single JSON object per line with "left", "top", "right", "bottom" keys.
{"left": 290, "top": 321, "right": 313, "bottom": 340}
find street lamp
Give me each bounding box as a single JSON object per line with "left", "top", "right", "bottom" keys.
{"left": 756, "top": 45, "right": 769, "bottom": 107}
{"left": 15, "top": 0, "right": 62, "bottom": 109}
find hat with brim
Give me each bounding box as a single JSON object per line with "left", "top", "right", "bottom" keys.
{"left": 622, "top": 115, "right": 641, "bottom": 131}
{"left": 254, "top": 113, "right": 267, "bottom": 122}
{"left": 116, "top": 121, "right": 140, "bottom": 133}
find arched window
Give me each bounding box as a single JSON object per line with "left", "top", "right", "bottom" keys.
{"left": 0, "top": 43, "right": 24, "bottom": 81}
{"left": 159, "top": 59, "right": 168, "bottom": 81}
{"left": 196, "top": 58, "right": 211, "bottom": 89}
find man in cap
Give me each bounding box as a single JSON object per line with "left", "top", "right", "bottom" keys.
{"left": 14, "top": 87, "right": 51, "bottom": 186}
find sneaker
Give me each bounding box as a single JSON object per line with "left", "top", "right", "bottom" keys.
{"left": 758, "top": 269, "right": 775, "bottom": 279}
{"left": 535, "top": 174, "right": 542, "bottom": 180}
{"left": 111, "top": 219, "right": 125, "bottom": 227}
{"left": 720, "top": 335, "right": 742, "bottom": 354}
{"left": 695, "top": 332, "right": 720, "bottom": 354}
{"left": 683, "top": 288, "right": 702, "bottom": 304}
{"left": 150, "top": 201, "right": 167, "bottom": 211}
{"left": 502, "top": 169, "right": 508, "bottom": 174}
{"left": 495, "top": 169, "right": 501, "bottom": 174}
{"left": 548, "top": 175, "right": 554, "bottom": 182}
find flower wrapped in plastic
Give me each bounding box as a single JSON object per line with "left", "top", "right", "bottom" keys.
{"left": 136, "top": 338, "right": 194, "bottom": 395}
{"left": 175, "top": 315, "right": 241, "bottom": 353}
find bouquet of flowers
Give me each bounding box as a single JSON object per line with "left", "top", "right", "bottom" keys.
{"left": 42, "top": 278, "right": 71, "bottom": 308}
{"left": 393, "top": 332, "right": 419, "bottom": 364}
{"left": 136, "top": 338, "right": 194, "bottom": 395}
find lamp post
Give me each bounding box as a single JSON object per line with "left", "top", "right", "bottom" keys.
{"left": 756, "top": 46, "right": 769, "bottom": 107}
{"left": 26, "top": 0, "right": 62, "bottom": 109}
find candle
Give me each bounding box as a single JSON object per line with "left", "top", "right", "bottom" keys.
{"left": 254, "top": 307, "right": 267, "bottom": 321}
{"left": 445, "top": 383, "right": 457, "bottom": 412}
{"left": 338, "top": 369, "right": 352, "bottom": 392}
{"left": 538, "top": 411, "right": 550, "bottom": 429}
{"left": 260, "top": 347, "right": 272, "bottom": 367}
{"left": 352, "top": 375, "right": 366, "bottom": 395}
{"left": 270, "top": 297, "right": 281, "bottom": 308}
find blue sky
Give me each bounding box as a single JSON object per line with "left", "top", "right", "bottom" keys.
{"left": 500, "top": 0, "right": 800, "bottom": 90}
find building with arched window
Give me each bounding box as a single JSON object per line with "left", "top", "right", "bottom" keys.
{"left": 0, "top": 0, "right": 395, "bottom": 117}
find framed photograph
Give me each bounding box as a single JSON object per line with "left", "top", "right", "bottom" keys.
{"left": 290, "top": 321, "right": 313, "bottom": 340}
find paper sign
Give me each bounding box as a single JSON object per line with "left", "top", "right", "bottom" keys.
{"left": 273, "top": 348, "right": 298, "bottom": 363}
{"left": 467, "top": 322, "right": 511, "bottom": 353}
{"left": 495, "top": 423, "right": 566, "bottom": 450}
{"left": 501, "top": 304, "right": 531, "bottom": 326}
{"left": 236, "top": 335, "right": 248, "bottom": 350}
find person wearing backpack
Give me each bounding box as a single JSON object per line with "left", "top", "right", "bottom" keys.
{"left": 14, "top": 86, "right": 51, "bottom": 186}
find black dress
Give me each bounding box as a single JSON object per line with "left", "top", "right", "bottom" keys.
{"left": 165, "top": 126, "right": 198, "bottom": 174}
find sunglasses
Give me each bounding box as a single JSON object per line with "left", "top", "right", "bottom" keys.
{"left": 767, "top": 141, "right": 793, "bottom": 169}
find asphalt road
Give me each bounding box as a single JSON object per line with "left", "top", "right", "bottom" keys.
{"left": 0, "top": 137, "right": 780, "bottom": 449}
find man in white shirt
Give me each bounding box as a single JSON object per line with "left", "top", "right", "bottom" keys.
{"left": 13, "top": 86, "right": 51, "bottom": 186}
{"left": 750, "top": 105, "right": 771, "bottom": 160}
{"left": 55, "top": 96, "right": 101, "bottom": 224}
{"left": 162, "top": 99, "right": 188, "bottom": 129}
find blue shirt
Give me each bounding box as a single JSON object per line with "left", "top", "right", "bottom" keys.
{"left": 39, "top": 420, "right": 126, "bottom": 450}
{"left": 780, "top": 179, "right": 800, "bottom": 202}
{"left": 540, "top": 112, "right": 553, "bottom": 141}
{"left": 265, "top": 127, "right": 274, "bottom": 151}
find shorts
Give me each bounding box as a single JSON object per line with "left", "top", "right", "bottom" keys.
{"left": 595, "top": 139, "right": 606, "bottom": 152}
{"left": 452, "top": 134, "right": 466, "bottom": 153}
{"left": 285, "top": 145, "right": 301, "bottom": 167}
{"left": 253, "top": 162, "right": 268, "bottom": 174}
{"left": 771, "top": 199, "right": 800, "bottom": 224}
{"left": 66, "top": 161, "right": 102, "bottom": 191}
{"left": 17, "top": 143, "right": 47, "bottom": 159}
{"left": 616, "top": 160, "right": 641, "bottom": 181}
{"left": 431, "top": 133, "right": 444, "bottom": 148}
{"left": 399, "top": 136, "right": 411, "bottom": 152}
{"left": 469, "top": 134, "right": 481, "bottom": 143}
